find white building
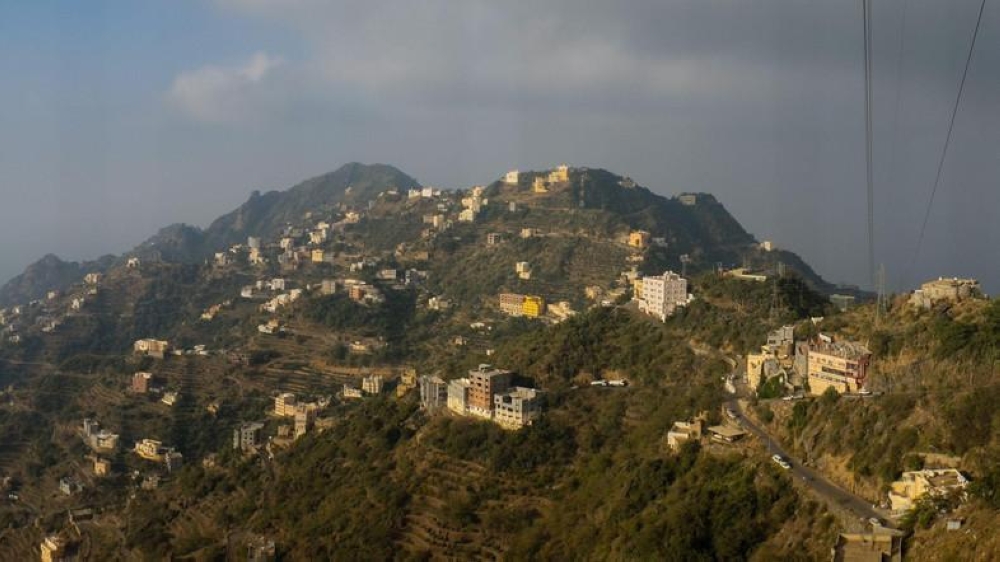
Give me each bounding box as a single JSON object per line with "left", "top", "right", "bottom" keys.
{"left": 637, "top": 270, "right": 689, "bottom": 321}
{"left": 493, "top": 387, "right": 542, "bottom": 430}
{"left": 504, "top": 170, "right": 519, "bottom": 185}
{"left": 362, "top": 375, "right": 384, "bottom": 395}
{"left": 447, "top": 378, "right": 471, "bottom": 415}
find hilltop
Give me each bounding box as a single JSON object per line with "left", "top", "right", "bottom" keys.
{"left": 0, "top": 162, "right": 846, "bottom": 309}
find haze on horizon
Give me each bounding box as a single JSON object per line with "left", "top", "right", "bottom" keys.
{"left": 1, "top": 1, "right": 999, "bottom": 293}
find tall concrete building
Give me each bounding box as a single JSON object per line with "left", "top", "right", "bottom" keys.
{"left": 493, "top": 387, "right": 542, "bottom": 429}
{"left": 447, "top": 378, "right": 471, "bottom": 415}
{"left": 233, "top": 422, "right": 264, "bottom": 451}
{"left": 806, "top": 338, "right": 871, "bottom": 395}
{"left": 637, "top": 270, "right": 689, "bottom": 321}
{"left": 419, "top": 375, "right": 448, "bottom": 411}
{"left": 467, "top": 365, "right": 512, "bottom": 419}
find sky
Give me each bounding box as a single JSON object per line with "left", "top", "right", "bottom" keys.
{"left": 1, "top": 0, "right": 999, "bottom": 293}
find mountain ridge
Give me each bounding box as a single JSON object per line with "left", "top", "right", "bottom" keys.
{"left": 0, "top": 162, "right": 851, "bottom": 307}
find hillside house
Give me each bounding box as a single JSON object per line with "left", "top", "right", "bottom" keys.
{"left": 667, "top": 419, "right": 704, "bottom": 451}
{"left": 132, "top": 372, "right": 153, "bottom": 393}
{"left": 233, "top": 422, "right": 265, "bottom": 451}
{"left": 889, "top": 469, "right": 969, "bottom": 513}
{"left": 134, "top": 339, "right": 170, "bottom": 359}
{"left": 447, "top": 378, "right": 471, "bottom": 415}
{"left": 548, "top": 164, "right": 570, "bottom": 183}
{"left": 134, "top": 439, "right": 183, "bottom": 470}
{"left": 628, "top": 230, "right": 651, "bottom": 249}
{"left": 910, "top": 277, "right": 981, "bottom": 309}
{"left": 84, "top": 272, "right": 102, "bottom": 285}
{"left": 362, "top": 375, "right": 384, "bottom": 395}
{"left": 493, "top": 387, "right": 542, "bottom": 430}
{"left": 533, "top": 176, "right": 549, "bottom": 193}
{"left": 467, "top": 364, "right": 512, "bottom": 419}
{"left": 504, "top": 169, "right": 519, "bottom": 185}
{"left": 636, "top": 271, "right": 690, "bottom": 321}
{"left": 806, "top": 338, "right": 871, "bottom": 396}
{"left": 419, "top": 376, "right": 449, "bottom": 411}
{"left": 274, "top": 393, "right": 298, "bottom": 417}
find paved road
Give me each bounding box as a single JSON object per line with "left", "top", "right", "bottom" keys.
{"left": 727, "top": 398, "right": 884, "bottom": 522}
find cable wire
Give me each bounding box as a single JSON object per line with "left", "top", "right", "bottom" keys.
{"left": 907, "top": 0, "right": 987, "bottom": 286}
{"left": 863, "top": 0, "right": 876, "bottom": 290}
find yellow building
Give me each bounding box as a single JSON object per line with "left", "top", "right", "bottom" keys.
{"left": 628, "top": 230, "right": 651, "bottom": 249}
{"left": 134, "top": 439, "right": 166, "bottom": 462}
{"left": 888, "top": 469, "right": 969, "bottom": 512}
{"left": 632, "top": 277, "right": 644, "bottom": 300}
{"left": 94, "top": 458, "right": 111, "bottom": 477}
{"left": 806, "top": 339, "right": 871, "bottom": 396}
{"left": 311, "top": 249, "right": 325, "bottom": 263}
{"left": 40, "top": 536, "right": 69, "bottom": 562}
{"left": 533, "top": 177, "right": 548, "bottom": 193}
{"left": 523, "top": 296, "right": 546, "bottom": 318}
{"left": 746, "top": 352, "right": 768, "bottom": 391}
{"left": 548, "top": 164, "right": 570, "bottom": 183}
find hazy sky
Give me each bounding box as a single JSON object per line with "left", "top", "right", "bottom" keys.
{"left": 1, "top": 1, "right": 998, "bottom": 292}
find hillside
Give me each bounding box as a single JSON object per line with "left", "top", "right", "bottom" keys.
{"left": 0, "top": 162, "right": 922, "bottom": 560}
{"left": 0, "top": 254, "right": 115, "bottom": 308}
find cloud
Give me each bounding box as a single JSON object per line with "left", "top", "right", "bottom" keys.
{"left": 167, "top": 51, "right": 284, "bottom": 122}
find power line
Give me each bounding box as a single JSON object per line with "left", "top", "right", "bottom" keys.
{"left": 863, "top": 0, "right": 876, "bottom": 290}
{"left": 907, "top": 0, "right": 987, "bottom": 287}
{"left": 888, "top": 0, "right": 910, "bottom": 241}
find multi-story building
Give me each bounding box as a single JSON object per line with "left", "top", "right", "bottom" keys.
{"left": 523, "top": 296, "right": 546, "bottom": 318}
{"left": 504, "top": 169, "right": 519, "bottom": 185}
{"left": 628, "top": 230, "right": 651, "bottom": 249}
{"left": 467, "top": 365, "right": 512, "bottom": 419}
{"left": 533, "top": 176, "right": 549, "bottom": 193}
{"left": 233, "top": 422, "right": 265, "bottom": 451}
{"left": 637, "top": 271, "right": 688, "bottom": 321}
{"left": 294, "top": 409, "right": 315, "bottom": 439}
{"left": 132, "top": 372, "right": 153, "bottom": 393}
{"left": 419, "top": 375, "right": 449, "bottom": 411}
{"left": 134, "top": 439, "right": 182, "bottom": 470}
{"left": 274, "top": 393, "right": 297, "bottom": 417}
{"left": 133, "top": 339, "right": 170, "bottom": 359}
{"left": 805, "top": 338, "right": 871, "bottom": 395}
{"left": 362, "top": 375, "right": 383, "bottom": 395}
{"left": 548, "top": 164, "right": 570, "bottom": 183}
{"left": 499, "top": 293, "right": 525, "bottom": 316}
{"left": 447, "top": 378, "right": 471, "bottom": 415}
{"left": 486, "top": 233, "right": 504, "bottom": 245}
{"left": 888, "top": 469, "right": 969, "bottom": 512}
{"left": 493, "top": 387, "right": 542, "bottom": 429}
{"left": 765, "top": 325, "right": 795, "bottom": 357}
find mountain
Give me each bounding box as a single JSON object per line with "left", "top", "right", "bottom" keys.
{"left": 0, "top": 253, "right": 115, "bottom": 307}
{"left": 199, "top": 162, "right": 421, "bottom": 251}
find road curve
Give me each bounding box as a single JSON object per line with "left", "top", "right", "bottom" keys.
{"left": 727, "top": 398, "right": 884, "bottom": 522}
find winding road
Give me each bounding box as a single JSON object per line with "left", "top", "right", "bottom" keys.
{"left": 727, "top": 397, "right": 884, "bottom": 522}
